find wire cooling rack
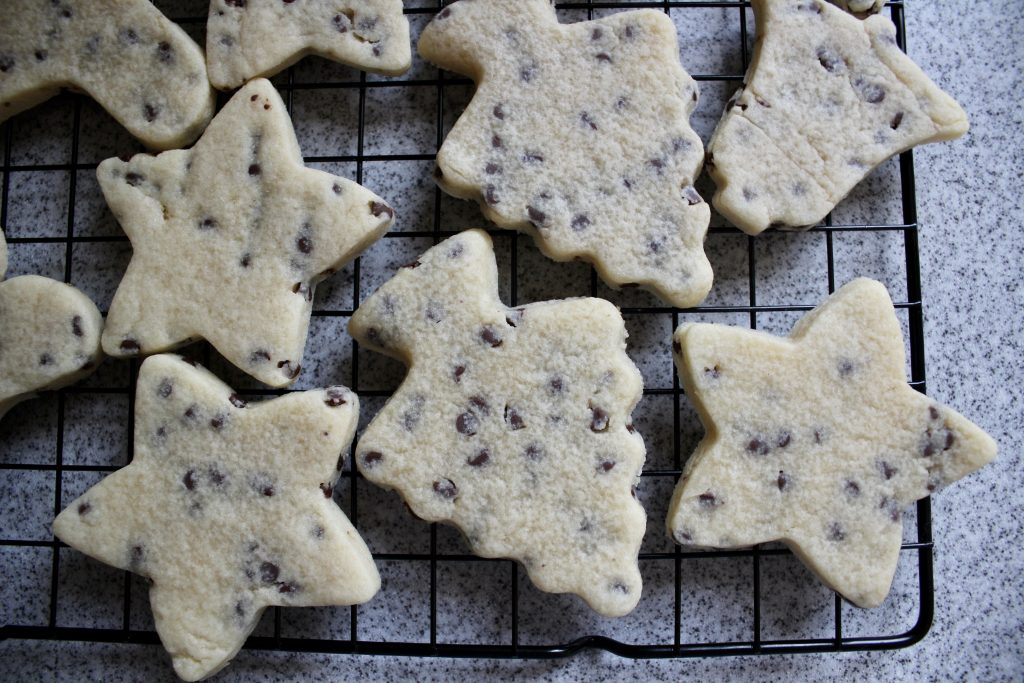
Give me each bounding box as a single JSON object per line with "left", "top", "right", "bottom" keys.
{"left": 1, "top": 0, "right": 933, "bottom": 664}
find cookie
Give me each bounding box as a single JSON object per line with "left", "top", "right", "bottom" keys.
{"left": 705, "top": 0, "right": 968, "bottom": 234}
{"left": 53, "top": 354, "right": 380, "bottom": 681}
{"left": 666, "top": 278, "right": 997, "bottom": 607}
{"left": 97, "top": 78, "right": 393, "bottom": 388}
{"left": 348, "top": 230, "right": 646, "bottom": 616}
{"left": 419, "top": 0, "right": 712, "bottom": 308}
{"left": 206, "top": 0, "right": 412, "bottom": 91}
{"left": 0, "top": 229, "right": 103, "bottom": 420}
{"left": 0, "top": 0, "right": 215, "bottom": 150}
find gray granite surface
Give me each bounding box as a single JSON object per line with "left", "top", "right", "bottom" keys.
{"left": 1, "top": 0, "right": 1022, "bottom": 681}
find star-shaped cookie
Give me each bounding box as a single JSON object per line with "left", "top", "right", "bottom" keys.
{"left": 0, "top": 228, "right": 103, "bottom": 420}
{"left": 207, "top": 0, "right": 412, "bottom": 90}
{"left": 0, "top": 0, "right": 215, "bottom": 150}
{"left": 419, "top": 0, "right": 712, "bottom": 308}
{"left": 667, "top": 278, "right": 997, "bottom": 607}
{"left": 349, "top": 230, "right": 647, "bottom": 616}
{"left": 98, "top": 78, "right": 394, "bottom": 387}
{"left": 706, "top": 0, "right": 967, "bottom": 234}
{"left": 53, "top": 354, "right": 380, "bottom": 681}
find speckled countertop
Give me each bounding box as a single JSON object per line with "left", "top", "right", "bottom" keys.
{"left": 1, "top": 1, "right": 1022, "bottom": 681}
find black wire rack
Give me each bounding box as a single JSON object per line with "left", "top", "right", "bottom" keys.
{"left": 1, "top": 0, "right": 934, "bottom": 665}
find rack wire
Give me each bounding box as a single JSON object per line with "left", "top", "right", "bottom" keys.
{"left": 1, "top": 0, "right": 933, "bottom": 664}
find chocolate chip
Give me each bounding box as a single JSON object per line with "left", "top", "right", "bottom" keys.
{"left": 591, "top": 28, "right": 603, "bottom": 40}
{"left": 453, "top": 365, "right": 466, "bottom": 383}
{"left": 520, "top": 64, "right": 536, "bottom": 82}
{"left": 855, "top": 78, "right": 886, "bottom": 104}
{"left": 490, "top": 134, "right": 504, "bottom": 149}
{"left": 199, "top": 217, "right": 218, "bottom": 230}
{"left": 183, "top": 405, "right": 198, "bottom": 420}
{"left": 331, "top": 183, "right": 344, "bottom": 196}
{"left": 362, "top": 451, "right": 383, "bottom": 468}
{"left": 944, "top": 431, "right": 956, "bottom": 450}
{"left": 571, "top": 214, "right": 591, "bottom": 231}
{"left": 522, "top": 152, "right": 544, "bottom": 164}
{"left": 437, "top": 7, "right": 451, "bottom": 19}
{"left": 755, "top": 96, "right": 771, "bottom": 108}
{"left": 682, "top": 186, "right": 703, "bottom": 205}
{"left": 277, "top": 360, "right": 301, "bottom": 379}
{"left": 210, "top": 415, "right": 226, "bottom": 430}
{"left": 599, "top": 460, "right": 616, "bottom": 473}
{"left": 484, "top": 184, "right": 499, "bottom": 205}
{"left": 370, "top": 201, "right": 394, "bottom": 218}
{"left": 596, "top": 53, "right": 612, "bottom": 63}
{"left": 125, "top": 173, "right": 143, "bottom": 187}
{"left": 624, "top": 25, "right": 635, "bottom": 39}
{"left": 0, "top": 55, "right": 13, "bottom": 72}
{"left": 324, "top": 387, "right": 348, "bottom": 407}
{"left": 704, "top": 365, "right": 721, "bottom": 379}
{"left": 456, "top": 412, "right": 478, "bottom": 436}
{"left": 240, "top": 253, "right": 252, "bottom": 268}
{"left": 469, "top": 396, "right": 490, "bottom": 416}
{"left": 467, "top": 450, "right": 490, "bottom": 467}
{"left": 880, "top": 497, "right": 902, "bottom": 522}
{"left": 480, "top": 326, "right": 503, "bottom": 347}
{"left": 433, "top": 479, "right": 458, "bottom": 499}
{"left": 156, "top": 41, "right": 173, "bottom": 64}
{"left": 320, "top": 482, "right": 334, "bottom": 498}
{"left": 776, "top": 431, "right": 792, "bottom": 449}
{"left": 38, "top": 353, "right": 53, "bottom": 366}
{"left": 816, "top": 46, "right": 844, "bottom": 73}
{"left": 742, "top": 187, "right": 757, "bottom": 202}
{"left": 928, "top": 406, "right": 940, "bottom": 420}
{"left": 260, "top": 484, "right": 274, "bottom": 497}
{"left": 844, "top": 480, "right": 861, "bottom": 497}
{"left": 626, "top": 421, "right": 636, "bottom": 434}
{"left": 526, "top": 205, "right": 547, "bottom": 227}
{"left": 698, "top": 492, "right": 720, "bottom": 509}
{"left": 796, "top": 1, "right": 822, "bottom": 12}
{"left": 648, "top": 158, "right": 664, "bottom": 173}
{"left": 814, "top": 429, "right": 825, "bottom": 444}
{"left": 492, "top": 104, "right": 504, "bottom": 119}
{"left": 447, "top": 242, "right": 465, "bottom": 259}
{"left": 891, "top": 112, "right": 904, "bottom": 130}
{"left": 250, "top": 349, "right": 271, "bottom": 363}
{"left": 747, "top": 438, "right": 770, "bottom": 456}
{"left": 505, "top": 406, "right": 525, "bottom": 430}
{"left": 332, "top": 13, "right": 351, "bottom": 32}
{"left": 35, "top": 50, "right": 48, "bottom": 62}
{"left": 879, "top": 461, "right": 897, "bottom": 479}
{"left": 525, "top": 444, "right": 544, "bottom": 461}
{"left": 143, "top": 103, "right": 159, "bottom": 122}
{"left": 260, "top": 561, "right": 279, "bottom": 583}
{"left": 548, "top": 376, "right": 564, "bottom": 393}
{"left": 229, "top": 394, "right": 248, "bottom": 409}
{"left": 183, "top": 470, "right": 196, "bottom": 491}
{"left": 484, "top": 163, "right": 502, "bottom": 175}
{"left": 156, "top": 379, "right": 173, "bottom": 399}
{"left": 119, "top": 339, "right": 141, "bottom": 354}
{"left": 838, "top": 359, "right": 856, "bottom": 377}
{"left": 580, "top": 112, "right": 598, "bottom": 130}
{"left": 777, "top": 471, "right": 790, "bottom": 491}
{"left": 277, "top": 581, "right": 298, "bottom": 594}
{"left": 248, "top": 164, "right": 261, "bottom": 176}
{"left": 590, "top": 405, "right": 610, "bottom": 432}
{"left": 77, "top": 502, "right": 91, "bottom": 515}
{"left": 130, "top": 545, "right": 145, "bottom": 568}
{"left": 827, "top": 523, "right": 846, "bottom": 542}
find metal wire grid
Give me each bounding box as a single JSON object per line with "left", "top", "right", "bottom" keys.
{"left": 0, "top": 0, "right": 933, "bottom": 662}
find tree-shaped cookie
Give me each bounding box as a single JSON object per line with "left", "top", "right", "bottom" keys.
{"left": 98, "top": 78, "right": 393, "bottom": 387}
{"left": 0, "top": 0, "right": 215, "bottom": 150}
{"left": 54, "top": 355, "right": 380, "bottom": 681}
{"left": 207, "top": 0, "right": 411, "bottom": 91}
{"left": 0, "top": 228, "right": 103, "bottom": 420}
{"left": 667, "top": 279, "right": 996, "bottom": 607}
{"left": 419, "top": 0, "right": 712, "bottom": 308}
{"left": 706, "top": 0, "right": 967, "bottom": 234}
{"left": 349, "top": 230, "right": 647, "bottom": 616}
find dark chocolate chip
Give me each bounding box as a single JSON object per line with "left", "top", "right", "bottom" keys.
{"left": 525, "top": 444, "right": 544, "bottom": 461}
{"left": 143, "top": 103, "right": 159, "bottom": 122}
{"left": 183, "top": 470, "right": 196, "bottom": 491}
{"left": 184, "top": 405, "right": 198, "bottom": 420}
{"left": 208, "top": 468, "right": 226, "bottom": 486}
{"left": 157, "top": 379, "right": 173, "bottom": 399}
{"left": 590, "top": 405, "right": 610, "bottom": 432}
{"left": 248, "top": 164, "right": 261, "bottom": 176}
{"left": 944, "top": 431, "right": 956, "bottom": 450}
{"left": 260, "top": 561, "right": 279, "bottom": 584}
{"left": 838, "top": 359, "right": 856, "bottom": 377}
{"left": 596, "top": 53, "right": 612, "bottom": 63}
{"left": 522, "top": 152, "right": 544, "bottom": 164}
{"left": 526, "top": 205, "right": 547, "bottom": 227}
{"left": 648, "top": 158, "right": 665, "bottom": 173}
{"left": 520, "top": 65, "right": 536, "bottom": 82}
{"left": 362, "top": 451, "right": 383, "bottom": 467}
{"left": 402, "top": 259, "right": 422, "bottom": 269}
{"left": 38, "top": 353, "right": 53, "bottom": 366}
{"left": 777, "top": 471, "right": 790, "bottom": 491}
{"left": 448, "top": 242, "right": 464, "bottom": 259}
{"left": 250, "top": 349, "right": 271, "bottom": 363}
{"left": 125, "top": 172, "right": 143, "bottom": 187}
{"left": 571, "top": 214, "right": 591, "bottom": 231}
{"left": 480, "top": 326, "right": 503, "bottom": 347}
{"left": 277, "top": 581, "right": 297, "bottom": 594}
{"left": 844, "top": 480, "right": 861, "bottom": 497}
{"left": 433, "top": 478, "right": 458, "bottom": 499}
{"left": 814, "top": 429, "right": 825, "bottom": 444}
{"left": 332, "top": 183, "right": 343, "bottom": 195}
{"left": 704, "top": 365, "right": 721, "bottom": 379}
{"left": 240, "top": 253, "right": 252, "bottom": 268}
{"left": 35, "top": 50, "right": 48, "bottom": 62}
{"left": 580, "top": 112, "right": 598, "bottom": 130}
{"left": 492, "top": 104, "right": 504, "bottom": 119}
{"left": 599, "top": 460, "right": 616, "bottom": 473}
{"left": 297, "top": 236, "right": 313, "bottom": 254}
{"left": 333, "top": 13, "right": 351, "bottom": 32}
{"left": 210, "top": 415, "right": 226, "bottom": 430}
{"left": 548, "top": 376, "right": 564, "bottom": 393}
{"left": 467, "top": 450, "right": 490, "bottom": 467}
{"left": 776, "top": 431, "right": 792, "bottom": 449}
{"left": 591, "top": 28, "right": 603, "bottom": 40}
{"left": 928, "top": 406, "right": 940, "bottom": 420}
{"left": 891, "top": 112, "right": 904, "bottom": 130}
{"left": 816, "top": 46, "right": 844, "bottom": 73}
{"left": 484, "top": 163, "right": 502, "bottom": 175}
{"left": 77, "top": 502, "right": 91, "bottom": 515}
{"left": 370, "top": 201, "right": 394, "bottom": 219}
{"left": 855, "top": 78, "right": 886, "bottom": 104}
{"left": 199, "top": 217, "right": 218, "bottom": 230}
{"left": 320, "top": 482, "right": 334, "bottom": 498}
{"left": 229, "top": 394, "right": 248, "bottom": 409}
{"left": 626, "top": 422, "right": 635, "bottom": 434}
{"left": 505, "top": 406, "right": 525, "bottom": 430}
{"left": 742, "top": 187, "right": 757, "bottom": 202}
{"left": 130, "top": 545, "right": 145, "bottom": 568}
{"left": 119, "top": 339, "right": 141, "bottom": 354}
{"left": 324, "top": 387, "right": 348, "bottom": 407}
{"left": 755, "top": 96, "right": 771, "bottom": 108}
{"left": 484, "top": 184, "right": 500, "bottom": 205}
{"left": 0, "top": 56, "right": 14, "bottom": 72}
{"left": 453, "top": 365, "right": 466, "bottom": 383}
{"left": 827, "top": 522, "right": 846, "bottom": 542}
{"left": 456, "top": 412, "right": 479, "bottom": 436}
{"left": 469, "top": 395, "right": 490, "bottom": 415}
{"left": 624, "top": 25, "right": 635, "bottom": 39}
{"left": 747, "top": 438, "right": 770, "bottom": 456}
{"left": 156, "top": 41, "right": 173, "bottom": 64}
{"left": 682, "top": 185, "right": 703, "bottom": 205}
{"left": 796, "top": 1, "right": 823, "bottom": 12}
{"left": 879, "top": 461, "right": 897, "bottom": 479}
{"left": 698, "top": 492, "right": 720, "bottom": 508}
